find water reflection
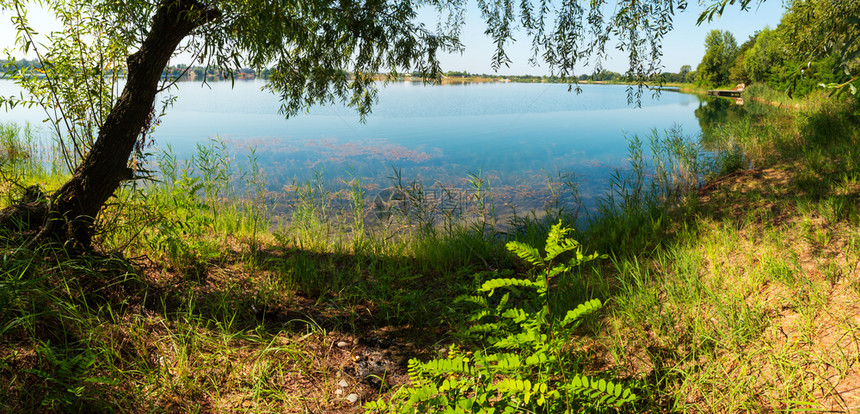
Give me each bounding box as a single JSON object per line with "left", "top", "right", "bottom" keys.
{"left": 694, "top": 96, "right": 747, "bottom": 140}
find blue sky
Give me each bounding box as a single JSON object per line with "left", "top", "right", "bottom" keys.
{"left": 1, "top": 0, "right": 786, "bottom": 76}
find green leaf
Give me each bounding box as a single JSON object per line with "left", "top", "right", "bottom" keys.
{"left": 561, "top": 298, "right": 602, "bottom": 326}
{"left": 505, "top": 241, "right": 543, "bottom": 267}
{"left": 544, "top": 221, "right": 582, "bottom": 262}
{"left": 525, "top": 352, "right": 547, "bottom": 366}
{"left": 480, "top": 278, "right": 541, "bottom": 294}
{"left": 500, "top": 308, "right": 528, "bottom": 323}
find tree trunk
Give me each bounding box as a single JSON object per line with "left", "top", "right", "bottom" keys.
{"left": 0, "top": 0, "right": 220, "bottom": 247}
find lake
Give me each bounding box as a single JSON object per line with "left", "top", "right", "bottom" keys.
{"left": 0, "top": 79, "right": 738, "bottom": 218}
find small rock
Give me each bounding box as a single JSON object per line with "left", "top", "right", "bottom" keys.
{"left": 338, "top": 379, "right": 349, "bottom": 388}
{"left": 346, "top": 393, "right": 359, "bottom": 404}
{"left": 337, "top": 341, "right": 351, "bottom": 348}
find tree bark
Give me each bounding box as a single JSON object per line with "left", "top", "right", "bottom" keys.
{"left": 0, "top": 0, "right": 220, "bottom": 247}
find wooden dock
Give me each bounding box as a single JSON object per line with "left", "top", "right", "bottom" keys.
{"left": 707, "top": 83, "right": 745, "bottom": 98}
{"left": 707, "top": 89, "right": 743, "bottom": 97}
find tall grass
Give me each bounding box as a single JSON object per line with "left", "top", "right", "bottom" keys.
{"left": 96, "top": 137, "right": 273, "bottom": 274}
{"left": 584, "top": 126, "right": 714, "bottom": 256}
{"left": 0, "top": 122, "right": 66, "bottom": 206}
{"left": 2, "top": 92, "right": 857, "bottom": 413}
{"left": 586, "top": 95, "right": 860, "bottom": 412}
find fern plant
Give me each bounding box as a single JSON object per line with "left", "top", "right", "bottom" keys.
{"left": 366, "top": 221, "right": 636, "bottom": 413}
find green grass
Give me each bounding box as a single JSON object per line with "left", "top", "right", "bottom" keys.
{"left": 585, "top": 96, "right": 860, "bottom": 412}
{"left": 1, "top": 92, "right": 860, "bottom": 412}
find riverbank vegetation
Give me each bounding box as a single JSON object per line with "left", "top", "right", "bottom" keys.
{"left": 0, "top": 59, "right": 682, "bottom": 88}
{"left": 3, "top": 0, "right": 860, "bottom": 412}
{"left": 693, "top": 0, "right": 858, "bottom": 95}
{"left": 2, "top": 86, "right": 859, "bottom": 411}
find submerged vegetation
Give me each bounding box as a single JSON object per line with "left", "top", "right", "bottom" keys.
{"left": 2, "top": 84, "right": 859, "bottom": 411}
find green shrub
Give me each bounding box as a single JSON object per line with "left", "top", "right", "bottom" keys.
{"left": 366, "top": 222, "right": 636, "bottom": 413}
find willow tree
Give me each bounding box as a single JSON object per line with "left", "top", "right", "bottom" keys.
{"left": 0, "top": 0, "right": 687, "bottom": 247}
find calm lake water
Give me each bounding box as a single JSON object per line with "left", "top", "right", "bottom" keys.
{"left": 0, "top": 79, "right": 740, "bottom": 216}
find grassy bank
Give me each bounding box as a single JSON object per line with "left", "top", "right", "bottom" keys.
{"left": 585, "top": 95, "right": 860, "bottom": 412}
{"left": 1, "top": 91, "right": 859, "bottom": 412}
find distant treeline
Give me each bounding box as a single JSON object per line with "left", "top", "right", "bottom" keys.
{"left": 442, "top": 69, "right": 693, "bottom": 84}
{"left": 162, "top": 64, "right": 265, "bottom": 81}
{"left": 0, "top": 58, "right": 42, "bottom": 73}
{"left": 0, "top": 60, "right": 265, "bottom": 82}
{"left": 1, "top": 59, "right": 693, "bottom": 86}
